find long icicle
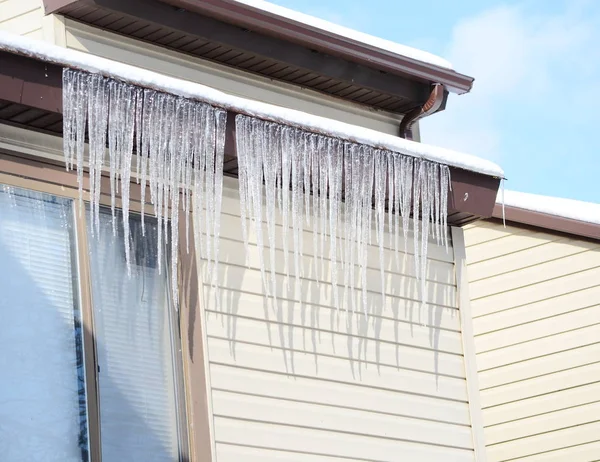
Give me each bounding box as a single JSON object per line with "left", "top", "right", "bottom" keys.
{"left": 233, "top": 116, "right": 453, "bottom": 324}
{"left": 63, "top": 68, "right": 227, "bottom": 310}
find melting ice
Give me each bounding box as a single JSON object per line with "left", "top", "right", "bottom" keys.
{"left": 63, "top": 68, "right": 226, "bottom": 308}
{"left": 236, "top": 115, "right": 451, "bottom": 321}
{"left": 63, "top": 67, "right": 452, "bottom": 320}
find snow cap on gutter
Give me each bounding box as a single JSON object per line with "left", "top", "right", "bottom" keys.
{"left": 231, "top": 0, "right": 453, "bottom": 69}
{"left": 499, "top": 190, "right": 600, "bottom": 226}
{"left": 0, "top": 31, "right": 502, "bottom": 178}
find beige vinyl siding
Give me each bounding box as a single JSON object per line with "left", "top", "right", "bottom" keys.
{"left": 61, "top": 20, "right": 405, "bottom": 137}
{"left": 197, "top": 178, "right": 478, "bottom": 462}
{"left": 463, "top": 220, "right": 600, "bottom": 461}
{"left": 0, "top": 0, "right": 43, "bottom": 37}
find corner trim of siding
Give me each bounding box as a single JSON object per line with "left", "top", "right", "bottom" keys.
{"left": 452, "top": 226, "right": 488, "bottom": 461}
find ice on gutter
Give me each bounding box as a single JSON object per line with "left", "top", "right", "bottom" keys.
{"left": 231, "top": 0, "right": 453, "bottom": 69}
{"left": 499, "top": 190, "right": 600, "bottom": 225}
{"left": 0, "top": 31, "right": 503, "bottom": 178}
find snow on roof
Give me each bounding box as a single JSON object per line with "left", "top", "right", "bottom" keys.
{"left": 499, "top": 190, "right": 600, "bottom": 225}
{"left": 233, "top": 0, "right": 453, "bottom": 69}
{"left": 0, "top": 31, "right": 502, "bottom": 177}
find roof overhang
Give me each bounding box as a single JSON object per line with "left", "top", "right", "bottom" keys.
{"left": 492, "top": 205, "right": 600, "bottom": 241}
{"left": 0, "top": 39, "right": 499, "bottom": 226}
{"left": 43, "top": 0, "right": 472, "bottom": 115}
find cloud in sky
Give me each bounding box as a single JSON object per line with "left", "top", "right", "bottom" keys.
{"left": 421, "top": 2, "right": 599, "bottom": 164}
{"left": 270, "top": 0, "right": 600, "bottom": 201}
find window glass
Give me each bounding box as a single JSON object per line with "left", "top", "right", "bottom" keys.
{"left": 0, "top": 185, "right": 88, "bottom": 462}
{"left": 87, "top": 209, "right": 183, "bottom": 461}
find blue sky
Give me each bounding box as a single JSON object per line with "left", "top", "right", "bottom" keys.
{"left": 269, "top": 0, "right": 600, "bottom": 204}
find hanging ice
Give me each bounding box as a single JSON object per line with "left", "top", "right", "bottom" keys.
{"left": 63, "top": 66, "right": 452, "bottom": 321}
{"left": 235, "top": 115, "right": 452, "bottom": 320}
{"left": 62, "top": 68, "right": 226, "bottom": 309}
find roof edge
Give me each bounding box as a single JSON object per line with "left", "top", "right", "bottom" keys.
{"left": 492, "top": 204, "right": 600, "bottom": 241}
{"left": 44, "top": 0, "right": 475, "bottom": 94}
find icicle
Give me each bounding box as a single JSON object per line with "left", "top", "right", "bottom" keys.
{"left": 114, "top": 83, "right": 136, "bottom": 272}
{"left": 386, "top": 153, "right": 395, "bottom": 248}
{"left": 328, "top": 139, "right": 342, "bottom": 311}
{"left": 291, "top": 131, "right": 304, "bottom": 288}
{"left": 263, "top": 122, "right": 280, "bottom": 306}
{"left": 501, "top": 177, "right": 506, "bottom": 227}
{"left": 280, "top": 126, "right": 292, "bottom": 286}
{"left": 400, "top": 156, "right": 413, "bottom": 259}
{"left": 63, "top": 68, "right": 227, "bottom": 312}
{"left": 308, "top": 135, "right": 323, "bottom": 284}
{"left": 374, "top": 152, "right": 386, "bottom": 307}
{"left": 212, "top": 109, "right": 227, "bottom": 301}
{"left": 441, "top": 165, "right": 450, "bottom": 250}
{"left": 318, "top": 141, "right": 328, "bottom": 284}
{"left": 359, "top": 147, "right": 374, "bottom": 318}
{"left": 87, "top": 74, "right": 109, "bottom": 233}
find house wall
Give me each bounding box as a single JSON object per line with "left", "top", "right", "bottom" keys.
{"left": 0, "top": 0, "right": 44, "bottom": 37}
{"left": 58, "top": 19, "right": 405, "bottom": 137}
{"left": 196, "top": 178, "right": 482, "bottom": 461}
{"left": 463, "top": 219, "right": 600, "bottom": 461}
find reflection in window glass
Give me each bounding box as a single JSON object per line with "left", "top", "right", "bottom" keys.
{"left": 0, "top": 185, "right": 88, "bottom": 462}
{"left": 87, "top": 209, "right": 183, "bottom": 461}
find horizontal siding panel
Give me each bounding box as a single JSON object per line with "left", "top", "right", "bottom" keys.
{"left": 209, "top": 261, "right": 457, "bottom": 310}
{"left": 218, "top": 184, "right": 452, "bottom": 255}
{"left": 206, "top": 286, "right": 460, "bottom": 332}
{"left": 474, "top": 306, "right": 600, "bottom": 354}
{"left": 22, "top": 28, "right": 43, "bottom": 39}
{"left": 480, "top": 362, "right": 600, "bottom": 409}
{"left": 206, "top": 313, "right": 465, "bottom": 377}
{"left": 207, "top": 337, "right": 468, "bottom": 401}
{"left": 466, "top": 232, "right": 560, "bottom": 265}
{"left": 516, "top": 440, "right": 600, "bottom": 461}
{"left": 204, "top": 181, "right": 470, "bottom": 461}
{"left": 216, "top": 443, "right": 354, "bottom": 462}
{"left": 483, "top": 382, "right": 600, "bottom": 427}
{"left": 217, "top": 209, "right": 454, "bottom": 264}
{"left": 469, "top": 250, "right": 600, "bottom": 300}
{"left": 217, "top": 226, "right": 456, "bottom": 284}
{"left": 211, "top": 389, "right": 474, "bottom": 449}
{"left": 463, "top": 224, "right": 518, "bottom": 247}
{"left": 210, "top": 364, "right": 472, "bottom": 425}
{"left": 485, "top": 400, "right": 600, "bottom": 445}
{"left": 0, "top": 0, "right": 39, "bottom": 22}
{"left": 478, "top": 343, "right": 600, "bottom": 390}
{"left": 473, "top": 285, "right": 600, "bottom": 335}
{"left": 0, "top": 8, "right": 42, "bottom": 35}
{"left": 476, "top": 324, "right": 600, "bottom": 371}
{"left": 487, "top": 421, "right": 600, "bottom": 461}
{"left": 205, "top": 287, "right": 463, "bottom": 354}
{"left": 213, "top": 418, "right": 475, "bottom": 462}
{"left": 468, "top": 238, "right": 597, "bottom": 283}
{"left": 470, "top": 267, "right": 599, "bottom": 317}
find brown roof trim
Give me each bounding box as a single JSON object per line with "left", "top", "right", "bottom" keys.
{"left": 0, "top": 48, "right": 498, "bottom": 225}
{"left": 492, "top": 204, "right": 600, "bottom": 241}
{"left": 158, "top": 0, "right": 474, "bottom": 94}
{"left": 43, "top": 0, "right": 474, "bottom": 95}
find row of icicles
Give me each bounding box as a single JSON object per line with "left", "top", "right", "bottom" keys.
{"left": 63, "top": 68, "right": 451, "bottom": 322}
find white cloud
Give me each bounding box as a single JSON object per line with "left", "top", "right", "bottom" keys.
{"left": 421, "top": 2, "right": 598, "bottom": 162}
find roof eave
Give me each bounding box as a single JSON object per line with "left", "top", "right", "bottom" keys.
{"left": 492, "top": 204, "right": 600, "bottom": 241}
{"left": 44, "top": 0, "right": 475, "bottom": 95}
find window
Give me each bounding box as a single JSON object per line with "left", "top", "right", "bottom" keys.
{"left": 0, "top": 186, "right": 87, "bottom": 462}
{"left": 0, "top": 178, "right": 188, "bottom": 461}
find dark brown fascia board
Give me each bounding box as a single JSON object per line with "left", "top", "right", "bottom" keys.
{"left": 492, "top": 204, "right": 600, "bottom": 241}
{"left": 0, "top": 52, "right": 62, "bottom": 113}
{"left": 0, "top": 49, "right": 496, "bottom": 223}
{"left": 43, "top": 0, "right": 474, "bottom": 95}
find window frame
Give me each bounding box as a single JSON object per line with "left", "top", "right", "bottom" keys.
{"left": 0, "top": 151, "right": 211, "bottom": 462}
